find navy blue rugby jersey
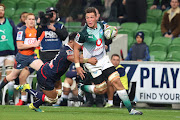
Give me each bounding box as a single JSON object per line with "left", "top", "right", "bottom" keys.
{"left": 39, "top": 44, "right": 73, "bottom": 81}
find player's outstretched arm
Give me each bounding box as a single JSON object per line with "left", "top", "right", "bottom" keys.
{"left": 73, "top": 42, "right": 85, "bottom": 79}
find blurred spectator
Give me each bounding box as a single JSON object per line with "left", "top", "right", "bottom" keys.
{"left": 37, "top": 7, "right": 68, "bottom": 63}
{"left": 36, "top": 7, "right": 68, "bottom": 97}
{"left": 0, "top": 4, "right": 17, "bottom": 105}
{"left": 150, "top": 0, "right": 170, "bottom": 11}
{"left": 56, "top": 0, "right": 84, "bottom": 23}
{"left": 124, "top": 0, "right": 147, "bottom": 24}
{"left": 104, "top": 54, "right": 129, "bottom": 108}
{"left": 102, "top": 0, "right": 127, "bottom": 23}
{"left": 117, "top": 0, "right": 127, "bottom": 23}
{"left": 84, "top": 0, "right": 104, "bottom": 14}
{"left": 17, "top": 12, "right": 28, "bottom": 30}
{"left": 102, "top": 0, "right": 114, "bottom": 19}
{"left": 161, "top": 0, "right": 180, "bottom": 38}
{"left": 125, "top": 32, "right": 150, "bottom": 61}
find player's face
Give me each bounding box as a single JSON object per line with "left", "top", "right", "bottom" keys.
{"left": 136, "top": 36, "right": 143, "bottom": 44}
{"left": 0, "top": 6, "right": 5, "bottom": 19}
{"left": 85, "top": 12, "right": 97, "bottom": 29}
{"left": 170, "top": 0, "right": 179, "bottom": 9}
{"left": 111, "top": 56, "right": 120, "bottom": 68}
{"left": 25, "top": 15, "right": 35, "bottom": 28}
{"left": 21, "top": 13, "right": 28, "bottom": 22}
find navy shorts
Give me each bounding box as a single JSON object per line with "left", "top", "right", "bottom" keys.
{"left": 37, "top": 64, "right": 55, "bottom": 91}
{"left": 15, "top": 53, "right": 38, "bottom": 70}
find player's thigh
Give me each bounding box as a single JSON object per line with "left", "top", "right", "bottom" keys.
{"left": 103, "top": 66, "right": 125, "bottom": 90}
{"left": 4, "top": 55, "right": 15, "bottom": 66}
{"left": 29, "top": 59, "right": 43, "bottom": 71}
{"left": 42, "top": 88, "right": 57, "bottom": 99}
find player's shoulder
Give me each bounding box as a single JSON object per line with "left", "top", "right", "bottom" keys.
{"left": 55, "top": 22, "right": 63, "bottom": 28}
{"left": 116, "top": 64, "right": 124, "bottom": 69}
{"left": 17, "top": 26, "right": 26, "bottom": 39}
{"left": 18, "top": 26, "right": 26, "bottom": 31}
{"left": 61, "top": 44, "right": 74, "bottom": 56}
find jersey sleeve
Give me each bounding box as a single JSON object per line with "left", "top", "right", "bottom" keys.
{"left": 116, "top": 65, "right": 126, "bottom": 77}
{"left": 16, "top": 27, "right": 25, "bottom": 42}
{"left": 75, "top": 32, "right": 85, "bottom": 46}
{"left": 66, "top": 49, "right": 74, "bottom": 58}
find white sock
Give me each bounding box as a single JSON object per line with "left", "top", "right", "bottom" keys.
{"left": 21, "top": 95, "right": 27, "bottom": 102}
{"left": 62, "top": 94, "right": 68, "bottom": 99}
{"left": 108, "top": 100, "right": 113, "bottom": 105}
{"left": 89, "top": 85, "right": 95, "bottom": 93}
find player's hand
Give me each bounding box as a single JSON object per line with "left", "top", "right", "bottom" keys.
{"left": 150, "top": 5, "right": 157, "bottom": 10}
{"left": 47, "top": 24, "right": 56, "bottom": 31}
{"left": 76, "top": 67, "right": 86, "bottom": 79}
{"left": 88, "top": 57, "right": 97, "bottom": 65}
{"left": 33, "top": 40, "right": 41, "bottom": 47}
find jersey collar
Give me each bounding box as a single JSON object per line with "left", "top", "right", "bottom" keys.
{"left": 65, "top": 43, "right": 73, "bottom": 50}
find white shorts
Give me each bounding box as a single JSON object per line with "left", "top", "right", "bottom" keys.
{"left": 0, "top": 55, "right": 15, "bottom": 67}
{"left": 84, "top": 55, "right": 113, "bottom": 78}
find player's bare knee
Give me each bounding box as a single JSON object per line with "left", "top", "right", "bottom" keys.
{"left": 70, "top": 80, "right": 76, "bottom": 91}
{"left": 95, "top": 81, "right": 107, "bottom": 94}
{"left": 108, "top": 71, "right": 120, "bottom": 83}
{"left": 98, "top": 89, "right": 107, "bottom": 94}
{"left": 65, "top": 77, "right": 73, "bottom": 85}
{"left": 5, "top": 66, "right": 13, "bottom": 72}
{"left": 44, "top": 94, "right": 58, "bottom": 103}
{"left": 63, "top": 81, "right": 71, "bottom": 89}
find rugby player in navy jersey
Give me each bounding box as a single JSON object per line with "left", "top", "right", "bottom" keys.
{"left": 16, "top": 32, "right": 97, "bottom": 112}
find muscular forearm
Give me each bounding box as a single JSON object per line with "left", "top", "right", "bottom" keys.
{"left": 17, "top": 44, "right": 35, "bottom": 50}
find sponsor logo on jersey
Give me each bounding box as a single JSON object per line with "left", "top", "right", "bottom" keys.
{"left": 0, "top": 29, "right": 5, "bottom": 34}
{"left": 75, "top": 33, "right": 80, "bottom": 42}
{"left": 96, "top": 38, "right": 102, "bottom": 46}
{"left": 17, "top": 31, "right": 23, "bottom": 40}
{"left": 45, "top": 31, "right": 58, "bottom": 38}
{"left": 28, "top": 38, "right": 36, "bottom": 44}
{"left": 17, "top": 64, "right": 21, "bottom": 68}
{"left": 66, "top": 50, "right": 74, "bottom": 56}
{"left": 1, "top": 35, "right": 6, "bottom": 40}
{"left": 88, "top": 35, "right": 93, "bottom": 38}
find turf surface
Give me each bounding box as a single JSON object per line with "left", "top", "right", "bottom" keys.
{"left": 0, "top": 105, "right": 180, "bottom": 120}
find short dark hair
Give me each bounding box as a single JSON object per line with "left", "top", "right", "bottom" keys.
{"left": 85, "top": 7, "right": 97, "bottom": 16}
{"left": 0, "top": 4, "right": 6, "bottom": 10}
{"left": 20, "top": 12, "right": 28, "bottom": 18}
{"left": 69, "top": 32, "right": 77, "bottom": 41}
{"left": 111, "top": 54, "right": 120, "bottom": 59}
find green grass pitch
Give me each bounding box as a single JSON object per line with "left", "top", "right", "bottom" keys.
{"left": 0, "top": 105, "right": 180, "bottom": 120}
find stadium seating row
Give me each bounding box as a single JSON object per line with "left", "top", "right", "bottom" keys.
{"left": 3, "top": 0, "right": 58, "bottom": 19}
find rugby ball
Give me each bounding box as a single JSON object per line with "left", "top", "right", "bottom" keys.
{"left": 104, "top": 26, "right": 117, "bottom": 39}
